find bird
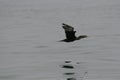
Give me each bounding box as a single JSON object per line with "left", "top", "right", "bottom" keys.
{"left": 61, "top": 23, "right": 87, "bottom": 42}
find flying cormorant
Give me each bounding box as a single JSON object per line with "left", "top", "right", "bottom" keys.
{"left": 61, "top": 23, "right": 87, "bottom": 42}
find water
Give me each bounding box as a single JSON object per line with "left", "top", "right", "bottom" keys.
{"left": 0, "top": 0, "right": 120, "bottom": 80}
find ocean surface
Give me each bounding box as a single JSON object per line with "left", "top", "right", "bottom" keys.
{"left": 0, "top": 0, "right": 120, "bottom": 80}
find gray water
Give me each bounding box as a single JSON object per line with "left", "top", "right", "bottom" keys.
{"left": 0, "top": 0, "right": 120, "bottom": 80}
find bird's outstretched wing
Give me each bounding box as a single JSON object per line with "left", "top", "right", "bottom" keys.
{"left": 62, "top": 23, "right": 76, "bottom": 41}
{"left": 62, "top": 23, "right": 74, "bottom": 31}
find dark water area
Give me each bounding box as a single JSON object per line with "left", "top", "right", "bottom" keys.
{"left": 0, "top": 0, "right": 120, "bottom": 80}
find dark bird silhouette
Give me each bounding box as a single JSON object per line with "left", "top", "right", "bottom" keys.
{"left": 61, "top": 23, "right": 87, "bottom": 42}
